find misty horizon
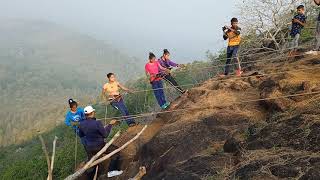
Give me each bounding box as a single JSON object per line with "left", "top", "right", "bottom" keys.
{"left": 1, "top": 0, "right": 238, "bottom": 62}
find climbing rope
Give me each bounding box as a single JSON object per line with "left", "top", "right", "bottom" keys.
{"left": 74, "top": 133, "right": 78, "bottom": 171}
{"left": 129, "top": 54, "right": 314, "bottom": 94}
{"left": 99, "top": 65, "right": 320, "bottom": 121}
{"left": 99, "top": 90, "right": 320, "bottom": 121}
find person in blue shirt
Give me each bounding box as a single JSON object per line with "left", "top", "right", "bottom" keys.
{"left": 64, "top": 99, "right": 85, "bottom": 133}
{"left": 290, "top": 5, "right": 307, "bottom": 56}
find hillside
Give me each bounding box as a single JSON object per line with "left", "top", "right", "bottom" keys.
{"left": 106, "top": 53, "right": 320, "bottom": 179}
{"left": 0, "top": 19, "right": 144, "bottom": 146}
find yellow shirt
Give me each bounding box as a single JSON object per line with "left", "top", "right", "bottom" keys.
{"left": 226, "top": 28, "right": 241, "bottom": 46}
{"left": 103, "top": 82, "right": 120, "bottom": 97}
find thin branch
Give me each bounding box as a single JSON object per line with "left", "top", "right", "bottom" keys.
{"left": 93, "top": 166, "right": 99, "bottom": 180}
{"left": 50, "top": 136, "right": 58, "bottom": 176}
{"left": 129, "top": 166, "right": 147, "bottom": 180}
{"left": 64, "top": 131, "right": 121, "bottom": 180}
{"left": 88, "top": 125, "right": 148, "bottom": 168}
{"left": 38, "top": 135, "right": 52, "bottom": 180}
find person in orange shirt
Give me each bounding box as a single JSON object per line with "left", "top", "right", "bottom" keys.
{"left": 222, "top": 17, "right": 242, "bottom": 76}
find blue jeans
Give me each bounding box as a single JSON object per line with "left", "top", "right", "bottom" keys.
{"left": 225, "top": 46, "right": 240, "bottom": 75}
{"left": 151, "top": 80, "right": 167, "bottom": 107}
{"left": 111, "top": 98, "right": 135, "bottom": 125}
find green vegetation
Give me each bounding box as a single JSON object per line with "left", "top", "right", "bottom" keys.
{"left": 0, "top": 57, "right": 218, "bottom": 179}
{"left": 0, "top": 19, "right": 144, "bottom": 147}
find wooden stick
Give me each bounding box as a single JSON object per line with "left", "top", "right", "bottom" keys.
{"left": 38, "top": 135, "right": 52, "bottom": 180}
{"left": 50, "top": 136, "right": 58, "bottom": 176}
{"left": 93, "top": 166, "right": 99, "bottom": 180}
{"left": 129, "top": 166, "right": 147, "bottom": 180}
{"left": 88, "top": 125, "right": 147, "bottom": 168}
{"left": 64, "top": 131, "right": 121, "bottom": 180}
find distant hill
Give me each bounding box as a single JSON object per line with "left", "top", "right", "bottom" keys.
{"left": 0, "top": 19, "right": 144, "bottom": 146}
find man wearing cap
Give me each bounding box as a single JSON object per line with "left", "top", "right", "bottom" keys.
{"left": 79, "top": 106, "right": 123, "bottom": 178}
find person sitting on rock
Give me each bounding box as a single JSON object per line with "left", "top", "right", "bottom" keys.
{"left": 102, "top": 73, "right": 136, "bottom": 127}
{"left": 79, "top": 105, "right": 123, "bottom": 179}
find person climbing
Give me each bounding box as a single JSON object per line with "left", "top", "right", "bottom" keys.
{"left": 79, "top": 106, "right": 123, "bottom": 179}
{"left": 102, "top": 73, "right": 136, "bottom": 127}
{"left": 64, "top": 99, "right": 85, "bottom": 135}
{"left": 289, "top": 5, "right": 307, "bottom": 56}
{"left": 222, "top": 17, "right": 242, "bottom": 76}
{"left": 158, "top": 49, "right": 187, "bottom": 94}
{"left": 145, "top": 52, "right": 170, "bottom": 109}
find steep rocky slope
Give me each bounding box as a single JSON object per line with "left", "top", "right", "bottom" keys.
{"left": 94, "top": 53, "right": 320, "bottom": 180}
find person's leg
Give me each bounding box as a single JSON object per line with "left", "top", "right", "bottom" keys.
{"left": 316, "top": 21, "right": 320, "bottom": 50}
{"left": 116, "top": 99, "right": 135, "bottom": 125}
{"left": 225, "top": 46, "right": 233, "bottom": 75}
{"left": 106, "top": 145, "right": 122, "bottom": 172}
{"left": 85, "top": 146, "right": 104, "bottom": 179}
{"left": 157, "top": 80, "right": 167, "bottom": 106}
{"left": 152, "top": 81, "right": 165, "bottom": 107}
{"left": 163, "top": 74, "right": 185, "bottom": 94}
{"left": 232, "top": 46, "right": 241, "bottom": 75}
{"left": 294, "top": 33, "right": 300, "bottom": 50}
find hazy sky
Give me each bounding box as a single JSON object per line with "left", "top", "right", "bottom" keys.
{"left": 1, "top": 0, "right": 238, "bottom": 62}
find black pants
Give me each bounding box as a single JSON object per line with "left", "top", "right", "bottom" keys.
{"left": 85, "top": 144, "right": 121, "bottom": 179}
{"left": 162, "top": 74, "right": 185, "bottom": 94}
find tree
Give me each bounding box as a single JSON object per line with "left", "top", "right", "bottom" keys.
{"left": 238, "top": 0, "right": 305, "bottom": 50}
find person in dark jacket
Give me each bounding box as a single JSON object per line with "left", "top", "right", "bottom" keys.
{"left": 158, "top": 49, "right": 187, "bottom": 94}
{"left": 79, "top": 106, "right": 123, "bottom": 179}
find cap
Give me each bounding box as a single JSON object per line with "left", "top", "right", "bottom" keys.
{"left": 84, "top": 106, "right": 95, "bottom": 114}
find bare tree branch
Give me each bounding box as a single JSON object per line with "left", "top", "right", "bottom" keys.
{"left": 129, "top": 166, "right": 147, "bottom": 180}
{"left": 38, "top": 135, "right": 53, "bottom": 180}
{"left": 65, "top": 125, "right": 147, "bottom": 180}
{"left": 50, "top": 136, "right": 58, "bottom": 177}
{"left": 64, "top": 131, "right": 121, "bottom": 180}
{"left": 88, "top": 125, "right": 148, "bottom": 168}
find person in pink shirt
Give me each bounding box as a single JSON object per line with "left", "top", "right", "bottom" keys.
{"left": 145, "top": 52, "right": 170, "bottom": 109}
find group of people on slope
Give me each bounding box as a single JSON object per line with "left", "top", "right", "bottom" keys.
{"left": 65, "top": 99, "right": 123, "bottom": 178}
{"left": 63, "top": 49, "right": 188, "bottom": 178}
{"left": 62, "top": 7, "right": 311, "bottom": 178}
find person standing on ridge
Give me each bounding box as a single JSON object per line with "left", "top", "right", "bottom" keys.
{"left": 145, "top": 52, "right": 170, "bottom": 109}
{"left": 289, "top": 5, "right": 306, "bottom": 56}
{"left": 65, "top": 99, "right": 85, "bottom": 136}
{"left": 222, "top": 17, "right": 242, "bottom": 76}
{"left": 158, "top": 49, "right": 187, "bottom": 94}
{"left": 79, "top": 105, "right": 123, "bottom": 179}
{"left": 102, "top": 73, "right": 136, "bottom": 127}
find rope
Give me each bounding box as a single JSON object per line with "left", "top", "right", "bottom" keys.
{"left": 190, "top": 43, "right": 314, "bottom": 68}
{"left": 98, "top": 90, "right": 320, "bottom": 121}
{"left": 130, "top": 60, "right": 319, "bottom": 94}
{"left": 74, "top": 133, "right": 78, "bottom": 171}
{"left": 104, "top": 103, "right": 108, "bottom": 126}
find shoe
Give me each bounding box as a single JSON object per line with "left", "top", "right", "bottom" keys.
{"left": 219, "top": 74, "right": 226, "bottom": 78}
{"left": 161, "top": 104, "right": 167, "bottom": 109}
{"left": 161, "top": 102, "right": 171, "bottom": 110}
{"left": 164, "top": 102, "right": 171, "bottom": 109}
{"left": 108, "top": 170, "right": 123, "bottom": 178}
